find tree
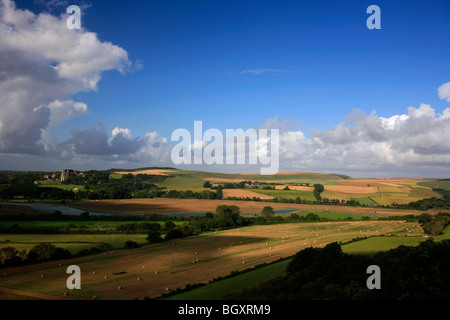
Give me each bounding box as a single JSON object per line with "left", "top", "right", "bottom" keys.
{"left": 124, "top": 240, "right": 140, "bottom": 249}
{"left": 215, "top": 205, "right": 240, "bottom": 220}
{"left": 203, "top": 181, "right": 211, "bottom": 188}
{"left": 165, "top": 228, "right": 185, "bottom": 240}
{"left": 29, "top": 243, "right": 56, "bottom": 260}
{"left": 313, "top": 184, "right": 324, "bottom": 200}
{"left": 165, "top": 221, "right": 176, "bottom": 229}
{"left": 262, "top": 206, "right": 274, "bottom": 217}
{"left": 52, "top": 247, "right": 72, "bottom": 259}
{"left": 80, "top": 211, "right": 90, "bottom": 219}
{"left": 0, "top": 247, "right": 18, "bottom": 264}
{"left": 215, "top": 205, "right": 242, "bottom": 228}
{"left": 146, "top": 230, "right": 162, "bottom": 244}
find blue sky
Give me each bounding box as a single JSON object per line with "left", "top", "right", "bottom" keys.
{"left": 1, "top": 0, "right": 450, "bottom": 176}
{"left": 89, "top": 0, "right": 449, "bottom": 134}
{"left": 22, "top": 0, "right": 449, "bottom": 138}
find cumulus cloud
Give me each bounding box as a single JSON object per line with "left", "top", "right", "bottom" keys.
{"left": 438, "top": 82, "right": 450, "bottom": 102}
{"left": 0, "top": 0, "right": 130, "bottom": 154}
{"left": 276, "top": 103, "right": 450, "bottom": 177}
{"left": 64, "top": 126, "right": 144, "bottom": 156}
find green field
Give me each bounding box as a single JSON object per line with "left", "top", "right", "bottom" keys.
{"left": 418, "top": 179, "right": 450, "bottom": 191}
{"left": 156, "top": 172, "right": 209, "bottom": 191}
{"left": 37, "top": 180, "right": 85, "bottom": 191}
{"left": 350, "top": 197, "right": 375, "bottom": 205}
{"left": 162, "top": 259, "right": 291, "bottom": 300}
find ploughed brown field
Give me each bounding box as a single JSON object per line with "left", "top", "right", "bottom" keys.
{"left": 0, "top": 221, "right": 423, "bottom": 300}
{"left": 71, "top": 198, "right": 434, "bottom": 216}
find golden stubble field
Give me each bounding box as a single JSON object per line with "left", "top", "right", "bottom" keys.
{"left": 0, "top": 220, "right": 423, "bottom": 300}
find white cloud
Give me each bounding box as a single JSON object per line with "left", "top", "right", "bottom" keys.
{"left": 112, "top": 127, "right": 132, "bottom": 140}
{"left": 438, "top": 82, "right": 450, "bottom": 102}
{"left": 276, "top": 102, "right": 450, "bottom": 177}
{"left": 47, "top": 99, "right": 88, "bottom": 129}
{"left": 240, "top": 69, "right": 291, "bottom": 75}
{"left": 227, "top": 69, "right": 292, "bottom": 76}
{"left": 0, "top": 0, "right": 131, "bottom": 154}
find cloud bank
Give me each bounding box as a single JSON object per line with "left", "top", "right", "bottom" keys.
{"left": 0, "top": 0, "right": 169, "bottom": 169}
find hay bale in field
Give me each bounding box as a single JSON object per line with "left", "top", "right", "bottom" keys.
{"left": 92, "top": 271, "right": 96, "bottom": 274}
{"left": 138, "top": 277, "right": 142, "bottom": 281}
{"left": 118, "top": 286, "right": 123, "bottom": 290}
{"left": 155, "top": 270, "right": 159, "bottom": 274}
{"left": 41, "top": 275, "right": 45, "bottom": 279}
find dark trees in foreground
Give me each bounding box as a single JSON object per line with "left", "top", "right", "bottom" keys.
{"left": 229, "top": 239, "right": 450, "bottom": 300}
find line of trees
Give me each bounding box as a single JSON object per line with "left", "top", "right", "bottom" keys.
{"left": 0, "top": 243, "right": 73, "bottom": 268}
{"left": 417, "top": 212, "right": 450, "bottom": 235}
